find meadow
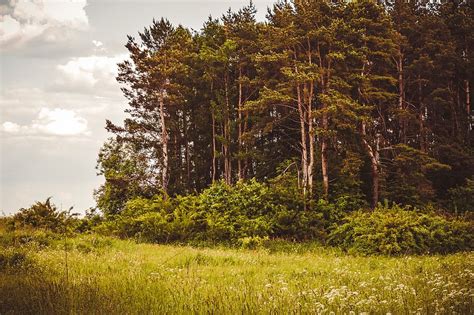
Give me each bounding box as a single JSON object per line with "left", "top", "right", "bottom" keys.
{"left": 1, "top": 234, "right": 473, "bottom": 314}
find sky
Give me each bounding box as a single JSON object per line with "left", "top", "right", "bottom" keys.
{"left": 0, "top": 0, "right": 274, "bottom": 215}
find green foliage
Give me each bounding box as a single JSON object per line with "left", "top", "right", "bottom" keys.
{"left": 237, "top": 235, "right": 269, "bottom": 250}
{"left": 0, "top": 248, "right": 34, "bottom": 272}
{"left": 98, "top": 0, "right": 473, "bottom": 216}
{"left": 95, "top": 139, "right": 158, "bottom": 217}
{"left": 68, "top": 235, "right": 113, "bottom": 254}
{"left": 99, "top": 180, "right": 326, "bottom": 244}
{"left": 384, "top": 145, "right": 451, "bottom": 206}
{"left": 0, "top": 229, "right": 58, "bottom": 249}
{"left": 331, "top": 151, "right": 369, "bottom": 211}
{"left": 11, "top": 197, "right": 75, "bottom": 233}
{"left": 328, "top": 204, "right": 474, "bottom": 255}
{"left": 448, "top": 177, "right": 474, "bottom": 214}
{"left": 75, "top": 208, "right": 104, "bottom": 233}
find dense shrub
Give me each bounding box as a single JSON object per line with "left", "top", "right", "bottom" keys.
{"left": 0, "top": 229, "right": 58, "bottom": 249}
{"left": 11, "top": 198, "right": 65, "bottom": 232}
{"left": 100, "top": 180, "right": 327, "bottom": 244}
{"left": 75, "top": 208, "right": 105, "bottom": 233}
{"left": 11, "top": 197, "right": 80, "bottom": 233}
{"left": 104, "top": 194, "right": 205, "bottom": 242}
{"left": 71, "top": 235, "right": 113, "bottom": 254}
{"left": 328, "top": 204, "right": 474, "bottom": 255}
{"left": 0, "top": 248, "right": 35, "bottom": 272}
{"left": 448, "top": 177, "right": 474, "bottom": 214}
{"left": 237, "top": 236, "right": 270, "bottom": 249}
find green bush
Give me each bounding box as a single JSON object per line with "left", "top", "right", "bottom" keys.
{"left": 104, "top": 179, "right": 327, "bottom": 244}
{"left": 11, "top": 198, "right": 66, "bottom": 232}
{"left": 448, "top": 177, "right": 474, "bottom": 214}
{"left": 0, "top": 229, "right": 59, "bottom": 249}
{"left": 10, "top": 197, "right": 80, "bottom": 234}
{"left": 237, "top": 236, "right": 270, "bottom": 249}
{"left": 0, "top": 248, "right": 35, "bottom": 272}
{"left": 71, "top": 235, "right": 113, "bottom": 254}
{"left": 75, "top": 208, "right": 104, "bottom": 233}
{"left": 328, "top": 204, "right": 474, "bottom": 255}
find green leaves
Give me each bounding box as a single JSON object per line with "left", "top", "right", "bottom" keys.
{"left": 328, "top": 204, "right": 474, "bottom": 255}
{"left": 99, "top": 0, "right": 473, "bottom": 217}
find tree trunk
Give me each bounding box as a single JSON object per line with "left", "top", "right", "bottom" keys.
{"left": 306, "top": 38, "right": 315, "bottom": 196}
{"left": 297, "top": 83, "right": 308, "bottom": 196}
{"left": 419, "top": 77, "right": 426, "bottom": 152}
{"left": 466, "top": 80, "right": 471, "bottom": 141}
{"left": 398, "top": 48, "right": 406, "bottom": 144}
{"left": 184, "top": 114, "right": 191, "bottom": 188}
{"left": 321, "top": 125, "right": 329, "bottom": 199}
{"left": 159, "top": 92, "right": 168, "bottom": 194}
{"left": 237, "top": 65, "right": 243, "bottom": 181}
{"left": 224, "top": 73, "right": 232, "bottom": 185}
{"left": 243, "top": 111, "right": 249, "bottom": 178}
{"left": 362, "top": 122, "right": 379, "bottom": 209}
{"left": 321, "top": 82, "right": 329, "bottom": 200}
{"left": 211, "top": 112, "right": 216, "bottom": 183}
{"left": 307, "top": 82, "right": 315, "bottom": 196}
{"left": 321, "top": 55, "right": 331, "bottom": 200}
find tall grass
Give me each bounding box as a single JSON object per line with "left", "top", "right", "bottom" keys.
{"left": 1, "top": 235, "right": 473, "bottom": 314}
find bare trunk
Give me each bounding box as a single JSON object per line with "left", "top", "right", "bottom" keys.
{"left": 224, "top": 74, "right": 232, "bottom": 185}
{"left": 451, "top": 83, "right": 460, "bottom": 139}
{"left": 184, "top": 115, "right": 190, "bottom": 187}
{"left": 221, "top": 121, "right": 225, "bottom": 181}
{"left": 398, "top": 49, "right": 406, "bottom": 144}
{"left": 293, "top": 47, "right": 308, "bottom": 195}
{"left": 211, "top": 112, "right": 216, "bottom": 183}
{"left": 321, "top": 77, "right": 329, "bottom": 200}
{"left": 306, "top": 38, "right": 314, "bottom": 195}
{"left": 297, "top": 83, "right": 308, "bottom": 196}
{"left": 159, "top": 92, "right": 168, "bottom": 194}
{"left": 307, "top": 82, "right": 315, "bottom": 196}
{"left": 174, "top": 132, "right": 179, "bottom": 183}
{"left": 466, "top": 80, "right": 471, "bottom": 140}
{"left": 321, "top": 125, "right": 329, "bottom": 199}
{"left": 237, "top": 65, "right": 243, "bottom": 181}
{"left": 419, "top": 77, "right": 426, "bottom": 152}
{"left": 362, "top": 122, "right": 379, "bottom": 209}
{"left": 223, "top": 117, "right": 229, "bottom": 184}
{"left": 243, "top": 112, "right": 249, "bottom": 178}
{"left": 320, "top": 54, "right": 332, "bottom": 200}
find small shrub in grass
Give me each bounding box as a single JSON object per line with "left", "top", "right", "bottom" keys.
{"left": 71, "top": 235, "right": 113, "bottom": 253}
{"left": 0, "top": 229, "right": 59, "bottom": 249}
{"left": 11, "top": 197, "right": 71, "bottom": 233}
{"left": 0, "top": 248, "right": 35, "bottom": 272}
{"left": 328, "top": 204, "right": 474, "bottom": 255}
{"left": 237, "top": 236, "right": 270, "bottom": 249}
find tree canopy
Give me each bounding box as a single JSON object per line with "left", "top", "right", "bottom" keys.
{"left": 96, "top": 0, "right": 473, "bottom": 216}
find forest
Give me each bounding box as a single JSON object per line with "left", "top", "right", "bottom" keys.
{"left": 98, "top": 0, "right": 473, "bottom": 212}
{"left": 86, "top": 0, "right": 474, "bottom": 249}
{"left": 1, "top": 0, "right": 473, "bottom": 313}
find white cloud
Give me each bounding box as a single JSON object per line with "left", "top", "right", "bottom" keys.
{"left": 2, "top": 107, "right": 89, "bottom": 136}
{"left": 0, "top": 14, "right": 21, "bottom": 42}
{"left": 2, "top": 121, "right": 21, "bottom": 133}
{"left": 92, "top": 39, "right": 106, "bottom": 52}
{"left": 54, "top": 54, "right": 127, "bottom": 91}
{"left": 33, "top": 107, "right": 89, "bottom": 135}
{"left": 92, "top": 40, "right": 104, "bottom": 49}
{"left": 0, "top": 0, "right": 88, "bottom": 49}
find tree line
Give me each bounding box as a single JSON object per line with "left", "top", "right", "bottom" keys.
{"left": 96, "top": 0, "right": 473, "bottom": 216}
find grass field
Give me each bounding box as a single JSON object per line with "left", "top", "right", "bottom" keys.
{"left": 1, "top": 235, "right": 473, "bottom": 314}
